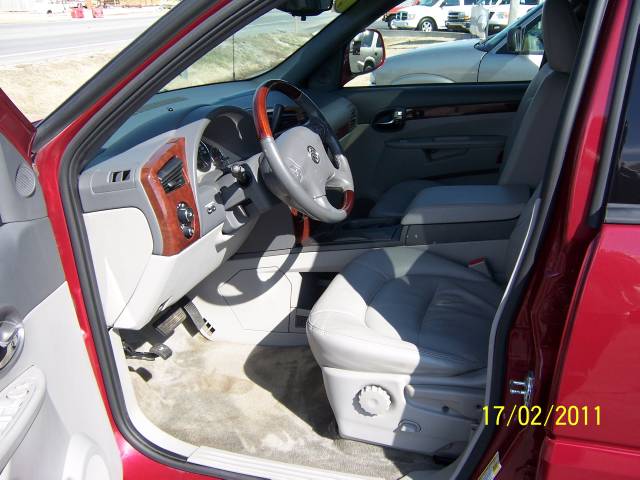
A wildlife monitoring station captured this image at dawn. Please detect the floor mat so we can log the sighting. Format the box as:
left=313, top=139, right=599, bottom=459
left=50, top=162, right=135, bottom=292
left=128, top=326, right=436, bottom=479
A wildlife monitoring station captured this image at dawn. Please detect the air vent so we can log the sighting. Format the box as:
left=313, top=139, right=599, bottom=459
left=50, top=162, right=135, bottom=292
left=110, top=170, right=131, bottom=182
left=157, top=157, right=185, bottom=193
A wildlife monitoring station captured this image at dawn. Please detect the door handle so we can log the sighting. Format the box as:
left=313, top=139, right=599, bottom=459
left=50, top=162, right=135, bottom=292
left=373, top=108, right=406, bottom=131
left=0, top=308, right=24, bottom=373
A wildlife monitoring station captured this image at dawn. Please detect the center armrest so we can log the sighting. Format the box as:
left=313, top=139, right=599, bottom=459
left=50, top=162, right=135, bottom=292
left=401, top=184, right=531, bottom=225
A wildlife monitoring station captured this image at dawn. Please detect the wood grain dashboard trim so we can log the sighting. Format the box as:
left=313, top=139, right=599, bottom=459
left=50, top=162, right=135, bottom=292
left=141, top=137, right=200, bottom=256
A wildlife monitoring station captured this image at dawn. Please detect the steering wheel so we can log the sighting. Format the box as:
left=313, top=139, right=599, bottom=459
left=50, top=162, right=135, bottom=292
left=253, top=80, right=354, bottom=223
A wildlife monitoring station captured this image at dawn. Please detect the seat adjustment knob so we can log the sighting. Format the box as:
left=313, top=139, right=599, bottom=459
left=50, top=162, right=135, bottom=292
left=357, top=385, right=391, bottom=416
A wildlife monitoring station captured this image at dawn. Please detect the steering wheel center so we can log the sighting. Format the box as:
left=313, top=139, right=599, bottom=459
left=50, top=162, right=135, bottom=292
left=252, top=80, right=355, bottom=223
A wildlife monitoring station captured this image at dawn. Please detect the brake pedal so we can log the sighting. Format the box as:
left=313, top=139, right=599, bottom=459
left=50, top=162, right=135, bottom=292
left=123, top=342, right=172, bottom=361
left=123, top=343, right=158, bottom=361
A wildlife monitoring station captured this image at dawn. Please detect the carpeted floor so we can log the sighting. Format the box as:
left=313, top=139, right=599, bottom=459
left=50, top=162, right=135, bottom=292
left=128, top=326, right=436, bottom=479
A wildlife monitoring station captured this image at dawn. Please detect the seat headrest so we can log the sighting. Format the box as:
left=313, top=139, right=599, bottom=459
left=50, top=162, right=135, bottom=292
left=542, top=0, right=581, bottom=74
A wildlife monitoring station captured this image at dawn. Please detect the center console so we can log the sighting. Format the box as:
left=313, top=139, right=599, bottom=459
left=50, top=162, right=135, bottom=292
left=302, top=184, right=530, bottom=248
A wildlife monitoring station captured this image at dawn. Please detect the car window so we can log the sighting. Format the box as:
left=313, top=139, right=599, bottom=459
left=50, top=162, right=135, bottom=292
left=163, top=8, right=341, bottom=92
left=361, top=30, right=375, bottom=48
left=349, top=1, right=544, bottom=88
left=521, top=16, right=543, bottom=54
left=609, top=49, right=640, bottom=205
left=0, top=3, right=181, bottom=121
left=497, top=11, right=543, bottom=54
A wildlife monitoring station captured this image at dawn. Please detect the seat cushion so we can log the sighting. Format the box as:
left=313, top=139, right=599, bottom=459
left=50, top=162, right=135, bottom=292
left=307, top=248, right=503, bottom=377
left=369, top=180, right=439, bottom=219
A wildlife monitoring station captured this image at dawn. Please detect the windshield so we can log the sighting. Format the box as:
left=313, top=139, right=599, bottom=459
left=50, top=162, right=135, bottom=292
left=478, top=3, right=543, bottom=51
left=163, top=8, right=341, bottom=91
left=419, top=0, right=441, bottom=6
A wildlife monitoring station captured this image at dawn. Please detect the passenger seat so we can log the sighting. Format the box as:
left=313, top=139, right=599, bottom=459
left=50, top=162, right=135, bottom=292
left=369, top=1, right=581, bottom=219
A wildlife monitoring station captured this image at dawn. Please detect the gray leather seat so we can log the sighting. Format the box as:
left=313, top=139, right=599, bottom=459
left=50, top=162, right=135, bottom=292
left=309, top=184, right=534, bottom=379
left=307, top=190, right=537, bottom=455
left=369, top=0, right=580, bottom=219
left=307, top=0, right=579, bottom=455
left=307, top=248, right=502, bottom=378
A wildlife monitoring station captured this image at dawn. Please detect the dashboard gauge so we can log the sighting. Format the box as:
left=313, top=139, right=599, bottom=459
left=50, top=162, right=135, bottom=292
left=197, top=141, right=213, bottom=172
left=210, top=146, right=229, bottom=170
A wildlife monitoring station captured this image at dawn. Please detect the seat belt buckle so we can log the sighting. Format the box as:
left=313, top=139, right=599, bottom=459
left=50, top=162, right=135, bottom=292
left=468, top=257, right=492, bottom=279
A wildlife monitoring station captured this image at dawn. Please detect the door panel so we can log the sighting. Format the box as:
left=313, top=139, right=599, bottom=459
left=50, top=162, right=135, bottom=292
left=0, top=109, right=121, bottom=478
left=335, top=83, right=528, bottom=205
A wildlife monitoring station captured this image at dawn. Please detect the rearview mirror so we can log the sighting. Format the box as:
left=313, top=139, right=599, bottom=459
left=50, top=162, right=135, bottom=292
left=277, top=0, right=333, bottom=17
left=506, top=27, right=524, bottom=53
left=347, top=29, right=386, bottom=77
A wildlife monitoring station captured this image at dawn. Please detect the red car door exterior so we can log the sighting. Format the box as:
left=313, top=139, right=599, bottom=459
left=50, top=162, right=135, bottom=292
left=541, top=5, right=640, bottom=476
left=472, top=0, right=632, bottom=478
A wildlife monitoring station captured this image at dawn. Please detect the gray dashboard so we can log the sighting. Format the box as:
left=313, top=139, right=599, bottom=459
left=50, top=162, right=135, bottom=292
left=79, top=87, right=357, bottom=256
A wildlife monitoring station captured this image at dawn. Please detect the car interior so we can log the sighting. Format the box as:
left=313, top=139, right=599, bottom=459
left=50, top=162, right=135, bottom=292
left=76, top=0, right=589, bottom=478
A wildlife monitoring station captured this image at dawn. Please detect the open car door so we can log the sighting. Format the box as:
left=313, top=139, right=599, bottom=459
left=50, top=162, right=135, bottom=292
left=0, top=90, right=121, bottom=479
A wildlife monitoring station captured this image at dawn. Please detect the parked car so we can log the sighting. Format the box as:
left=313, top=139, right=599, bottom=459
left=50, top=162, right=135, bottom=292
left=348, top=29, right=384, bottom=73
left=373, top=3, right=543, bottom=85
left=487, top=0, right=540, bottom=33
left=470, top=0, right=542, bottom=38
left=382, top=0, right=419, bottom=28
left=390, top=0, right=460, bottom=32
left=1, top=1, right=636, bottom=479
left=444, top=0, right=477, bottom=31
left=469, top=0, right=507, bottom=38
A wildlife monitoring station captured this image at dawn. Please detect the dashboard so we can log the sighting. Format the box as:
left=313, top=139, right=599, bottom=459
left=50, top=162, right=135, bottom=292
left=78, top=88, right=356, bottom=330
left=197, top=108, right=261, bottom=173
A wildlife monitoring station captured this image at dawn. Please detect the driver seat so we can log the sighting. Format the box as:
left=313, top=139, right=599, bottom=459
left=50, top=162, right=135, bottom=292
left=306, top=191, right=537, bottom=455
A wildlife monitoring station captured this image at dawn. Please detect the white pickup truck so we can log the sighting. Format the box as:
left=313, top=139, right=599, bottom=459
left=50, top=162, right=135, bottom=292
left=390, top=0, right=461, bottom=32
left=442, top=0, right=477, bottom=32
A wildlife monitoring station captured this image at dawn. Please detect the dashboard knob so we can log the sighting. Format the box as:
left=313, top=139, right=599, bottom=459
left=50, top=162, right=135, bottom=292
left=181, top=225, right=195, bottom=239
left=177, top=202, right=194, bottom=225
left=230, top=164, right=250, bottom=187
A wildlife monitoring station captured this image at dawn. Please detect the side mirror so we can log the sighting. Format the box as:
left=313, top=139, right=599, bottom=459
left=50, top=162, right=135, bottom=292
left=345, top=29, right=386, bottom=80
left=506, top=27, right=524, bottom=53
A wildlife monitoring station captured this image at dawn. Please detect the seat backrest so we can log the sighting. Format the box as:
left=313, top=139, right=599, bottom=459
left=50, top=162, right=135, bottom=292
left=498, top=0, right=581, bottom=189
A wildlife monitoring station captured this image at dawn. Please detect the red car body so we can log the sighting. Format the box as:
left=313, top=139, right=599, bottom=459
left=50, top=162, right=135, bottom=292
left=0, top=0, right=637, bottom=478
